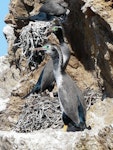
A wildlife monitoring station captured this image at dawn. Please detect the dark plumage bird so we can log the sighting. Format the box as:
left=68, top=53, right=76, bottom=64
left=23, top=25, right=70, bottom=98
left=42, top=43, right=90, bottom=132
left=15, top=0, right=70, bottom=21
left=39, top=0, right=69, bottom=20
left=48, top=25, right=70, bottom=68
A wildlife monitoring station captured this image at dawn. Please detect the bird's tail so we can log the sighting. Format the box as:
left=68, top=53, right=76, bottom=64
left=76, top=96, right=91, bottom=131
left=67, top=122, right=91, bottom=132
left=21, top=84, right=41, bottom=99
left=21, top=90, right=33, bottom=99
left=65, top=103, right=91, bottom=131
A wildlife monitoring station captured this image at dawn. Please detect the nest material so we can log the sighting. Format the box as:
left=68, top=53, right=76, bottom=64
left=84, top=87, right=102, bottom=110
left=18, top=21, right=51, bottom=51
left=14, top=88, right=102, bottom=133
left=14, top=94, right=63, bottom=132
left=13, top=21, right=54, bottom=70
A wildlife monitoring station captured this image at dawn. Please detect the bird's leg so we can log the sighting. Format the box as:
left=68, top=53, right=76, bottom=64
left=45, top=90, right=54, bottom=98
left=49, top=91, right=54, bottom=98
left=53, top=92, right=58, bottom=97
left=62, top=125, right=68, bottom=132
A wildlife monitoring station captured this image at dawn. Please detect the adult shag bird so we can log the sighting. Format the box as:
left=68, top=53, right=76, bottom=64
left=23, top=26, right=70, bottom=98
left=41, top=43, right=90, bottom=132
left=15, top=0, right=70, bottom=21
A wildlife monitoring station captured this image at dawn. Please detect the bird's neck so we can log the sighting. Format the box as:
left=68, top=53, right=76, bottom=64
left=61, top=43, right=70, bottom=69
left=53, top=55, right=64, bottom=87
left=52, top=49, right=64, bottom=83
left=59, top=36, right=64, bottom=44
left=55, top=30, right=70, bottom=68
left=56, top=30, right=64, bottom=44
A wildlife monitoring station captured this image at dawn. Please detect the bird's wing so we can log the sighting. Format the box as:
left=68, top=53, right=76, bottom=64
left=58, top=1, right=68, bottom=8
left=39, top=1, right=66, bottom=16
left=40, top=59, right=55, bottom=92
left=58, top=74, right=86, bottom=125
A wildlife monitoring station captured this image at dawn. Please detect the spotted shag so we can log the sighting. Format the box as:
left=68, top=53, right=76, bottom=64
left=15, top=0, right=70, bottom=21
left=23, top=25, right=70, bottom=98
left=41, top=43, right=91, bottom=132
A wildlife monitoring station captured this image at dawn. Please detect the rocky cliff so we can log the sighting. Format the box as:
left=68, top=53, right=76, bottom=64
left=0, top=0, right=113, bottom=149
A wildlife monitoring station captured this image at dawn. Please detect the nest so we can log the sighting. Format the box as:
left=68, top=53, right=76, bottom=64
left=14, top=94, right=63, bottom=132
left=13, top=21, right=55, bottom=70
left=84, top=87, right=102, bottom=110
left=14, top=88, right=102, bottom=133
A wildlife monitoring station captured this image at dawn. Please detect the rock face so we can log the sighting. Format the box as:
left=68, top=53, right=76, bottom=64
left=0, top=122, right=113, bottom=150
left=65, top=0, right=113, bottom=97
left=0, top=0, right=113, bottom=149
left=4, top=0, right=113, bottom=97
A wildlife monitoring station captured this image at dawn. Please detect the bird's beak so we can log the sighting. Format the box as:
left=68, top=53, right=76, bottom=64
left=33, top=47, right=47, bottom=53
left=44, top=27, right=53, bottom=36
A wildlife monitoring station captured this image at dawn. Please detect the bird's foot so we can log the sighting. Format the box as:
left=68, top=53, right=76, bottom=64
left=86, top=125, right=91, bottom=130
left=49, top=92, right=54, bottom=98
left=62, top=125, right=68, bottom=132
left=53, top=92, right=58, bottom=97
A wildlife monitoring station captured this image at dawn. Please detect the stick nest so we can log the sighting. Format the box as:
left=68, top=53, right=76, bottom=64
left=14, top=88, right=102, bottom=133
left=14, top=94, right=63, bottom=132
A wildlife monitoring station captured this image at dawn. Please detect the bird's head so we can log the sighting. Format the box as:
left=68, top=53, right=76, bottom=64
left=42, top=43, right=59, bottom=57
left=52, top=26, right=62, bottom=32
left=33, top=43, right=60, bottom=58
left=47, top=25, right=64, bottom=44
left=46, top=25, right=62, bottom=35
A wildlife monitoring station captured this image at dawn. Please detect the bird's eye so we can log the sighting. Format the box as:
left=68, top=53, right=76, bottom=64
left=53, top=26, right=58, bottom=31
left=43, top=45, right=50, bottom=50
left=52, top=48, right=56, bottom=52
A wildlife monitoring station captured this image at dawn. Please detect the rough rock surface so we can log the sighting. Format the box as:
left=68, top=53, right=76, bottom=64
left=0, top=0, right=113, bottom=149
left=65, top=0, right=113, bottom=97
left=0, top=124, right=113, bottom=150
